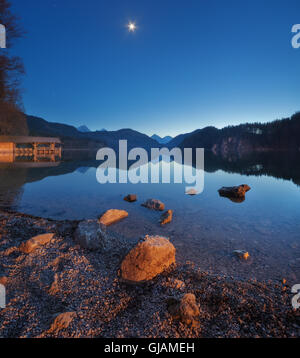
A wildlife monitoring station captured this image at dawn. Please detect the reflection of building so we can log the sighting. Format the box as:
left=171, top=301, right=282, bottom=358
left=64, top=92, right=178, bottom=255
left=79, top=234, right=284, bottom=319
left=0, top=136, right=62, bottom=163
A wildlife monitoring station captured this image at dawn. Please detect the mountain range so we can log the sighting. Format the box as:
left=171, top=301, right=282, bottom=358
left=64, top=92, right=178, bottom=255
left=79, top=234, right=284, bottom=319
left=1, top=110, right=300, bottom=154
left=151, top=134, right=173, bottom=144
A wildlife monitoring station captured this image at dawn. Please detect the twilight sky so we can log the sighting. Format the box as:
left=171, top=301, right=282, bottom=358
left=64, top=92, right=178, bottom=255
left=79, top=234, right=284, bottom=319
left=11, top=0, right=300, bottom=136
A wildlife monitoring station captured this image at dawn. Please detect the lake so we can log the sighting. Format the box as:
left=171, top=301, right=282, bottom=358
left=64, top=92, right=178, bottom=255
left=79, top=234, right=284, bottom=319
left=0, top=150, right=299, bottom=283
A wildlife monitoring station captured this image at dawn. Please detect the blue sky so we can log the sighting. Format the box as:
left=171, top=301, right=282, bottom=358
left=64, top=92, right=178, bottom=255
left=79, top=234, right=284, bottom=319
left=10, top=0, right=300, bottom=136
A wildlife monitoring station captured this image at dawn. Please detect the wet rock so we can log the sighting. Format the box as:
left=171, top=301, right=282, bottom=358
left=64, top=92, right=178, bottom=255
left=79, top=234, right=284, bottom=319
left=167, top=293, right=200, bottom=326
left=124, top=194, right=137, bottom=202
left=74, top=220, right=107, bottom=250
left=225, top=196, right=245, bottom=203
left=160, top=210, right=173, bottom=225
left=186, top=188, right=198, bottom=195
left=141, top=199, right=165, bottom=211
left=48, top=312, right=76, bottom=333
left=121, top=235, right=176, bottom=283
left=233, top=250, right=250, bottom=260
left=19, top=233, right=54, bottom=254
left=218, top=184, right=251, bottom=198
left=99, top=209, right=128, bottom=226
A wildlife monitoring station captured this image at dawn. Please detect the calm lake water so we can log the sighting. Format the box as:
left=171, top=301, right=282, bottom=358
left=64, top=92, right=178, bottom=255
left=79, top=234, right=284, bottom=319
left=0, top=150, right=299, bottom=283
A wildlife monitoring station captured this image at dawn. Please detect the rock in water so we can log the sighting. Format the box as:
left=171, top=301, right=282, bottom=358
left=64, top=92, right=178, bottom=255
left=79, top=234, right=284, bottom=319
left=233, top=250, right=250, bottom=260
left=121, top=235, right=176, bottom=283
left=160, top=210, right=173, bottom=225
left=186, top=188, right=198, bottom=195
left=74, top=220, right=107, bottom=250
left=124, top=194, right=137, bottom=202
left=218, top=184, right=251, bottom=198
left=99, top=209, right=128, bottom=226
left=141, top=199, right=165, bottom=211
left=19, top=233, right=54, bottom=254
left=167, top=293, right=200, bottom=326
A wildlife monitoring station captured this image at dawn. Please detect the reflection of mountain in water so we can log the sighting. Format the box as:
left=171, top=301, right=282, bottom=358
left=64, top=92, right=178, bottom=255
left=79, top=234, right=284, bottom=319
left=1, top=150, right=300, bottom=211
left=204, top=151, right=300, bottom=187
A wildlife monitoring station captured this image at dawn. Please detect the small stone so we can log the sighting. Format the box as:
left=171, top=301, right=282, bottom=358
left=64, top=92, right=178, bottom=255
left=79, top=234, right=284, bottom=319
left=169, top=278, right=185, bottom=290
left=99, top=209, right=128, bottom=226
left=160, top=210, right=173, bottom=225
left=168, top=293, right=200, bottom=326
left=141, top=199, right=165, bottom=211
left=48, top=312, right=76, bottom=333
left=74, top=220, right=107, bottom=250
left=186, top=188, right=198, bottom=195
left=121, top=235, right=176, bottom=283
left=19, top=233, right=54, bottom=254
left=124, top=194, right=137, bottom=202
left=233, top=250, right=250, bottom=260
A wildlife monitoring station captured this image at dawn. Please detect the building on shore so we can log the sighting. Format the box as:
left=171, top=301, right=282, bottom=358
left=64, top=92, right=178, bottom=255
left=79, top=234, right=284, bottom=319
left=0, top=136, right=62, bottom=163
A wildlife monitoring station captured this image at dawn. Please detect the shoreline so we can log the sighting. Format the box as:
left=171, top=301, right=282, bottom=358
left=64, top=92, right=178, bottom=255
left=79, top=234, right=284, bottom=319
left=0, top=210, right=299, bottom=338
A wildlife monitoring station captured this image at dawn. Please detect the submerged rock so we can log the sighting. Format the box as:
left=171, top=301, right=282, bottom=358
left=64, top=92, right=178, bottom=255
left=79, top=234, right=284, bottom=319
left=225, top=196, right=245, bottom=203
left=99, top=209, right=128, bottom=226
left=121, top=235, right=176, bottom=283
left=233, top=250, right=250, bottom=260
left=167, top=293, right=200, bottom=326
left=186, top=188, right=198, bottom=195
left=141, top=199, right=165, bottom=211
left=19, top=233, right=54, bottom=254
left=218, top=184, right=251, bottom=198
left=124, top=194, right=137, bottom=202
left=74, top=220, right=107, bottom=250
left=160, top=210, right=173, bottom=225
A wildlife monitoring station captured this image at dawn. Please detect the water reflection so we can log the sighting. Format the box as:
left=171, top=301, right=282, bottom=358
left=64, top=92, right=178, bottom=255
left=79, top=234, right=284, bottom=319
left=0, top=149, right=299, bottom=282
left=1, top=150, right=300, bottom=210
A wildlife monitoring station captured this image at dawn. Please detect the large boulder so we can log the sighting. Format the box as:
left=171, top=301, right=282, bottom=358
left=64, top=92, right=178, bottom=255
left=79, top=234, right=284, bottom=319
left=74, top=220, right=107, bottom=250
left=99, top=209, right=128, bottom=226
left=218, top=184, right=251, bottom=198
left=121, top=235, right=176, bottom=283
left=141, top=199, right=165, bottom=211
left=19, top=233, right=54, bottom=254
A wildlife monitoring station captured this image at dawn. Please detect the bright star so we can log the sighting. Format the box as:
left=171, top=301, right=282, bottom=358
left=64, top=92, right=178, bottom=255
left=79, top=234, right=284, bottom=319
left=127, top=22, right=136, bottom=32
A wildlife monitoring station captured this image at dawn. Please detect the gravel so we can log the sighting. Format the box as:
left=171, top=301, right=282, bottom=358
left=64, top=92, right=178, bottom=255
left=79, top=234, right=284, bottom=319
left=0, top=210, right=299, bottom=338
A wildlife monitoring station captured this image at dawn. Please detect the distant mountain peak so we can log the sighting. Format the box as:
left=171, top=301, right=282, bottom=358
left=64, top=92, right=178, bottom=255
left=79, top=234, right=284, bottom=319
left=77, top=125, right=91, bottom=133
left=151, top=134, right=173, bottom=144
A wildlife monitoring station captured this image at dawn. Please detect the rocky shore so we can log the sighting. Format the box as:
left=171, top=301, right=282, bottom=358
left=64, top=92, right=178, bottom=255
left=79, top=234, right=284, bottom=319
left=0, top=210, right=299, bottom=338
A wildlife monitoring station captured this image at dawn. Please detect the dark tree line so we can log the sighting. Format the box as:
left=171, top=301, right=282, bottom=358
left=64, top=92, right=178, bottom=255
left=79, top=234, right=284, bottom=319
left=0, top=0, right=27, bottom=135
left=180, top=112, right=300, bottom=152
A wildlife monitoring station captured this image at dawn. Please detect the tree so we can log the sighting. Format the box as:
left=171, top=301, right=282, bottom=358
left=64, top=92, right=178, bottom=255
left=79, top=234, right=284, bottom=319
left=0, top=0, right=27, bottom=136
left=0, top=0, right=24, bottom=105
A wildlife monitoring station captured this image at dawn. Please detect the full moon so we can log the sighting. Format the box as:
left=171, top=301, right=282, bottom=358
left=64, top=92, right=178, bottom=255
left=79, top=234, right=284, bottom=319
left=127, top=22, right=136, bottom=32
